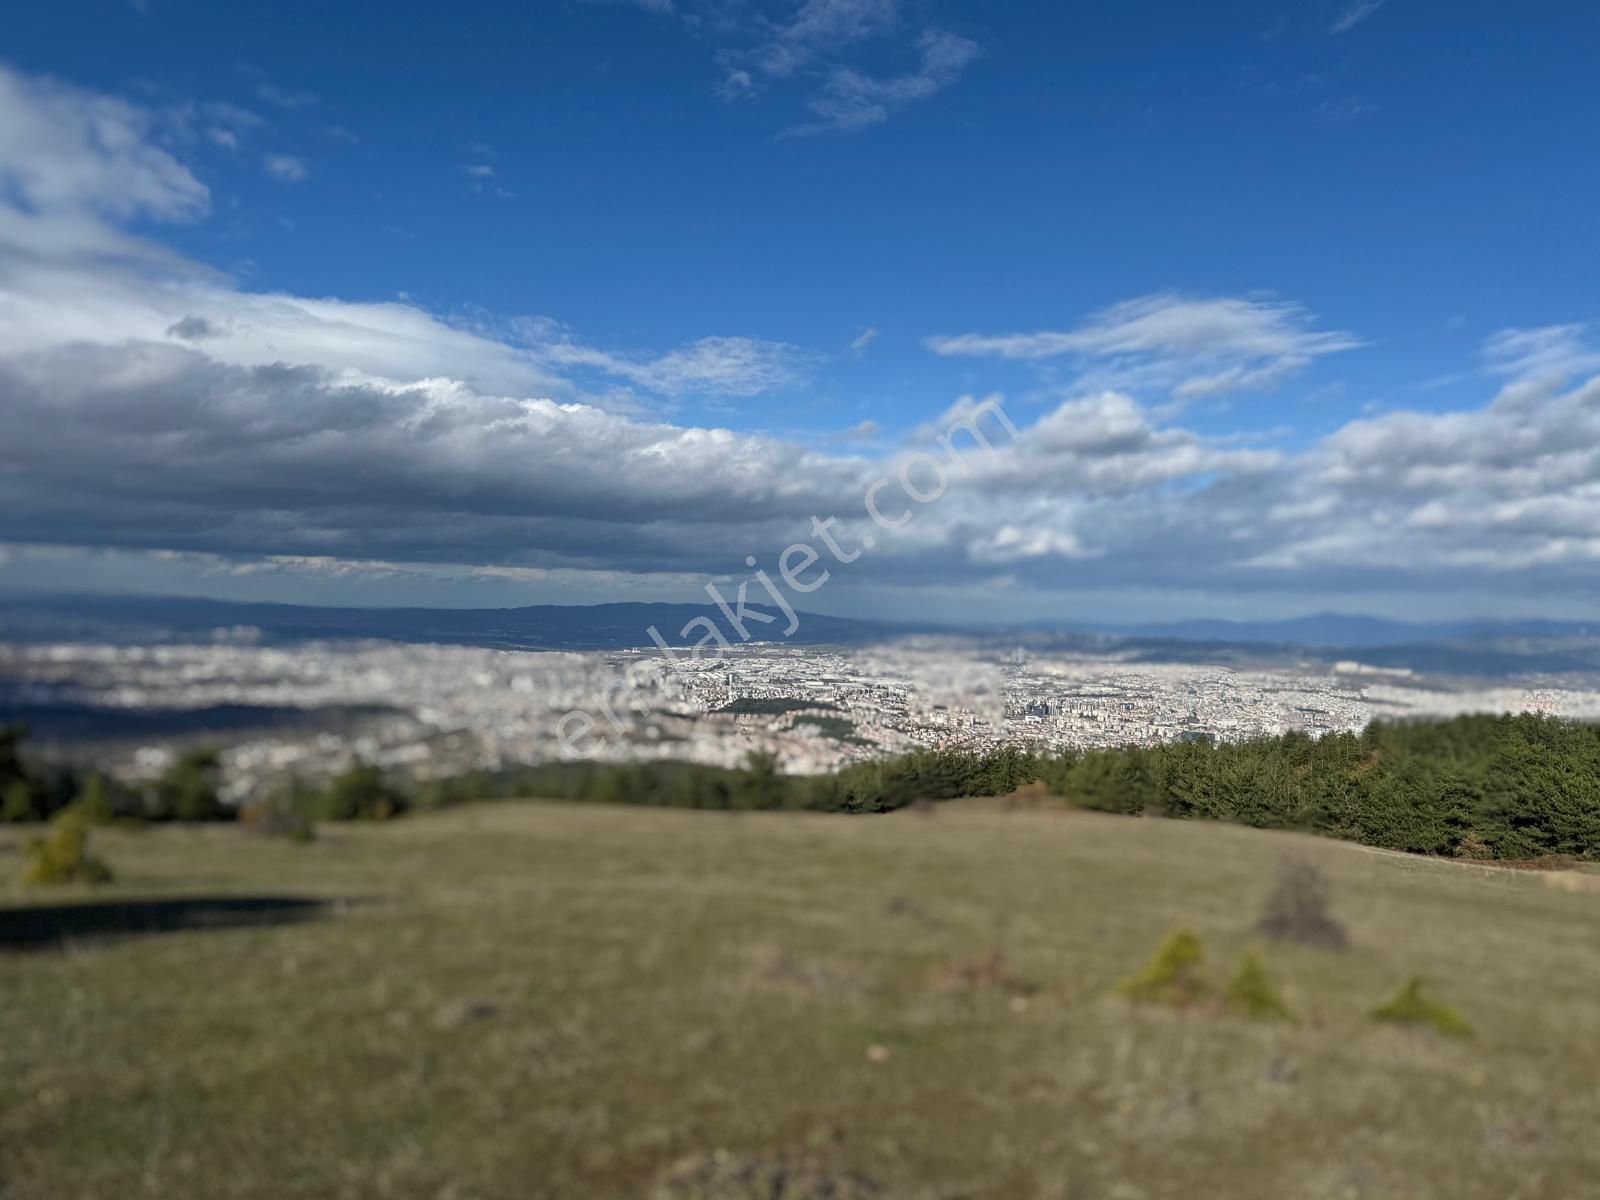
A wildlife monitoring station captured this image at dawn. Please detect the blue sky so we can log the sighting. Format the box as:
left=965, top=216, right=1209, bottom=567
left=0, top=0, right=1598, bottom=620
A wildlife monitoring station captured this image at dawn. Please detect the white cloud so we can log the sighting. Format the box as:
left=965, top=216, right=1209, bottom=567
left=263, top=153, right=308, bottom=182
left=0, top=66, right=209, bottom=223
left=716, top=69, right=756, bottom=102
left=513, top=318, right=809, bottom=398
left=790, top=28, right=980, bottom=134
left=1254, top=339, right=1600, bottom=573
left=1330, top=0, right=1385, bottom=34
left=202, top=101, right=265, bottom=131
left=1483, top=324, right=1600, bottom=403
left=1315, top=96, right=1378, bottom=122
left=256, top=82, right=319, bottom=110
left=928, top=293, right=1362, bottom=401
left=849, top=326, right=878, bottom=355
left=756, top=0, right=900, bottom=77
left=206, top=128, right=239, bottom=150
left=465, top=163, right=495, bottom=178
left=7, top=63, right=1600, bottom=609
left=656, top=0, right=977, bottom=132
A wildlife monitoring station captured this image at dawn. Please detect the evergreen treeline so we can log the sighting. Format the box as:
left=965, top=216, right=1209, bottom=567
left=415, top=746, right=1040, bottom=815
left=1037, top=713, right=1600, bottom=860
left=5, top=714, right=1598, bottom=861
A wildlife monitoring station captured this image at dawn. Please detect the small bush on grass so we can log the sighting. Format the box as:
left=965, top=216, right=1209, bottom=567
left=239, top=782, right=317, bottom=842
left=1255, top=854, right=1349, bottom=949
left=23, top=806, right=114, bottom=885
left=1371, top=977, right=1473, bottom=1038
left=1224, top=952, right=1296, bottom=1022
left=145, top=748, right=227, bottom=821
left=1118, top=929, right=1207, bottom=1007
left=319, top=762, right=406, bottom=821
left=76, top=774, right=116, bottom=825
left=3, top=780, right=39, bottom=823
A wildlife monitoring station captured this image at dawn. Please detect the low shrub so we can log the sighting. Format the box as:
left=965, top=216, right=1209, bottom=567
left=239, top=786, right=317, bottom=842
left=3, top=780, right=40, bottom=823
left=1117, top=929, right=1207, bottom=1007
left=1371, top=977, right=1473, bottom=1038
left=23, top=806, right=114, bottom=886
left=1255, top=854, right=1349, bottom=949
left=1224, top=952, right=1296, bottom=1022
left=318, top=762, right=407, bottom=821
left=76, top=774, right=116, bottom=825
left=144, top=748, right=227, bottom=821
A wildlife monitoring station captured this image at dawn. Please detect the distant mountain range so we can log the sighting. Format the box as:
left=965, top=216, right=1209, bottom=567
left=1096, top=613, right=1599, bottom=648
left=1, top=593, right=1597, bottom=678
left=0, top=594, right=895, bottom=651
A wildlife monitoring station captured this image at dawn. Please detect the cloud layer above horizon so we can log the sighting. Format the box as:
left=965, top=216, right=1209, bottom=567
left=2, top=63, right=1599, bottom=616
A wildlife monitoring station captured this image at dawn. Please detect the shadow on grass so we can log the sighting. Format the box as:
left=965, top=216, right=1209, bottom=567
left=0, top=896, right=336, bottom=952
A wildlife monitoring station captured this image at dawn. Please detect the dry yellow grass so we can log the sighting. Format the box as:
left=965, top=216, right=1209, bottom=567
left=2, top=802, right=1598, bottom=1199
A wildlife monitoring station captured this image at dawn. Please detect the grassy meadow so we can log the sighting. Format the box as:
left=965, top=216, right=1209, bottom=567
left=2, top=800, right=1598, bottom=1199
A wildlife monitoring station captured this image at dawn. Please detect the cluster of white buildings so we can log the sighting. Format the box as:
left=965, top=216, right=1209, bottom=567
left=5, top=637, right=1599, bottom=798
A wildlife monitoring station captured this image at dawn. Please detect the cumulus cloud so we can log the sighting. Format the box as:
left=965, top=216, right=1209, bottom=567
left=164, top=314, right=220, bottom=341
left=0, top=345, right=871, bottom=568
left=1252, top=340, right=1600, bottom=575
left=5, top=63, right=1600, bottom=610
left=928, top=293, right=1362, bottom=402
left=0, top=332, right=1286, bottom=589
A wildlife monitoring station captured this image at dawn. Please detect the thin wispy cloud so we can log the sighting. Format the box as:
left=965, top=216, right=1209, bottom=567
left=1315, top=96, right=1379, bottom=122
left=256, top=81, right=319, bottom=109
left=201, top=101, right=265, bottom=131
left=928, top=294, right=1362, bottom=401
left=716, top=68, right=756, bottom=101
left=1483, top=324, right=1600, bottom=405
left=754, top=0, right=899, bottom=78
left=642, top=0, right=984, bottom=134
left=849, top=326, right=878, bottom=355
left=513, top=317, right=811, bottom=398
left=788, top=28, right=980, bottom=135
left=1330, top=0, right=1385, bottom=35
